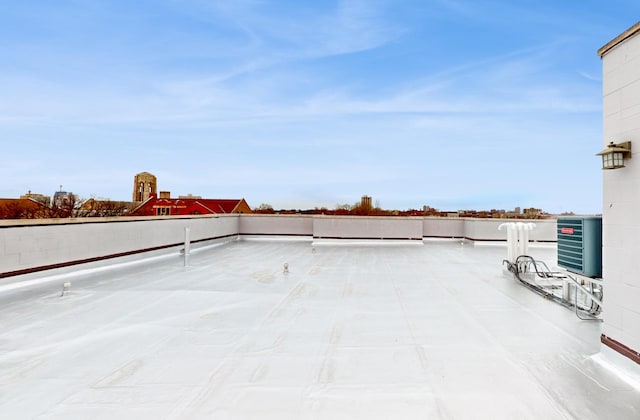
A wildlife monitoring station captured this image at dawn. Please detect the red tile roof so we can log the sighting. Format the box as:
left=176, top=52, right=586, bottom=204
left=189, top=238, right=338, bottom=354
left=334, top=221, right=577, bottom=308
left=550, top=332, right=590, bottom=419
left=131, top=195, right=251, bottom=216
left=0, top=198, right=50, bottom=219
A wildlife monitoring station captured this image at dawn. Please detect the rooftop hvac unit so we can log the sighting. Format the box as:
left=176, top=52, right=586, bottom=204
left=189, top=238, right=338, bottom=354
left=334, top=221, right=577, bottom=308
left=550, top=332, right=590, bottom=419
left=557, top=216, right=602, bottom=278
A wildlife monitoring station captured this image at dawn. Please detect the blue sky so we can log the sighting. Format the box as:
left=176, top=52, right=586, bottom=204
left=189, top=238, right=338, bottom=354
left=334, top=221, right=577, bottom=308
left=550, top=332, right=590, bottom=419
left=1, top=1, right=638, bottom=213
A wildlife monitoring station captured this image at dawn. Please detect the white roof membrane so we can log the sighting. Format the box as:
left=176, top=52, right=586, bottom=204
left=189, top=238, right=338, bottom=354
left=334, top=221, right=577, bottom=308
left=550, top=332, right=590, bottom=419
left=0, top=240, right=638, bottom=419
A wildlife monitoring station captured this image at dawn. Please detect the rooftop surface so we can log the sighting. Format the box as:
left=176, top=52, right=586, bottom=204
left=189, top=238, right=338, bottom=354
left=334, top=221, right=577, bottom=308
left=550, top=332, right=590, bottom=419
left=1, top=239, right=639, bottom=419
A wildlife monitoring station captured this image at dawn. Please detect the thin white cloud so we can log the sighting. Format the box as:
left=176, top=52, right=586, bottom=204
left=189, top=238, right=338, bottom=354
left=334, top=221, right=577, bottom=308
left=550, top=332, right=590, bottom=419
left=578, top=70, right=601, bottom=82
left=0, top=0, right=622, bottom=213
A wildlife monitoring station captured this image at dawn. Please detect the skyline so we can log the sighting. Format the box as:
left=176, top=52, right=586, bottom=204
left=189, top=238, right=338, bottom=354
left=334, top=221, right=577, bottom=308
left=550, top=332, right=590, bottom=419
left=1, top=1, right=639, bottom=214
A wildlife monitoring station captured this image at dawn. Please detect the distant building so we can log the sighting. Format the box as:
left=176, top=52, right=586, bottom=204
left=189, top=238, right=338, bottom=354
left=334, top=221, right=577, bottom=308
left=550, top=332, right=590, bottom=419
left=131, top=192, right=252, bottom=216
left=523, top=208, right=542, bottom=219
left=20, top=190, right=50, bottom=207
left=361, top=195, right=372, bottom=210
left=504, top=207, right=521, bottom=218
left=133, top=172, right=157, bottom=202
left=52, top=190, right=75, bottom=209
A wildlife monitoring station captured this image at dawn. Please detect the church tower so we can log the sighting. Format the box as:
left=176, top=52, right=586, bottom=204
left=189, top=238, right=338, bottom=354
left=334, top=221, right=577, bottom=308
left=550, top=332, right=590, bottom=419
left=133, top=172, right=157, bottom=202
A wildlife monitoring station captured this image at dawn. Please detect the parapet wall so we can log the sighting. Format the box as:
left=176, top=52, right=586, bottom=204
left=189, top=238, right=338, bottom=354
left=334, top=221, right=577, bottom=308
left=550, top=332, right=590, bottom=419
left=0, top=215, right=239, bottom=278
left=0, top=214, right=557, bottom=278
left=239, top=214, right=313, bottom=237
left=313, top=216, right=423, bottom=240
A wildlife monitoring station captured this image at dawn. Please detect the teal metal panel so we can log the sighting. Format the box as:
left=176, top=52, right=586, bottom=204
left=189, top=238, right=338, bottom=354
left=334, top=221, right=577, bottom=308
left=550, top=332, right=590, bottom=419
left=557, top=216, right=602, bottom=277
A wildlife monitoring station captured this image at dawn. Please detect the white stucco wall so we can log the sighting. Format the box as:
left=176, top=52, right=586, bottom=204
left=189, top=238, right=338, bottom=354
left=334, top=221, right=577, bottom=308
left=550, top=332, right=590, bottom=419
left=423, top=217, right=465, bottom=238
left=0, top=215, right=238, bottom=276
left=463, top=218, right=557, bottom=241
left=238, top=214, right=313, bottom=236
left=313, top=216, right=423, bottom=240
left=601, top=30, right=640, bottom=355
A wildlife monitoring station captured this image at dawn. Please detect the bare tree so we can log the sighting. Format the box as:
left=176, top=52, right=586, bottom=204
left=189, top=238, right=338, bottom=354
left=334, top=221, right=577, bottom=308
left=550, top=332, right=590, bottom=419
left=75, top=198, right=135, bottom=217
left=254, top=203, right=275, bottom=214
left=50, top=195, right=76, bottom=218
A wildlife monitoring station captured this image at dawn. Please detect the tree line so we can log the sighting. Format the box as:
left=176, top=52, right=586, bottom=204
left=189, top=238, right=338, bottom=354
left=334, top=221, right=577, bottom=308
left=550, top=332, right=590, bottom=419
left=0, top=197, right=135, bottom=219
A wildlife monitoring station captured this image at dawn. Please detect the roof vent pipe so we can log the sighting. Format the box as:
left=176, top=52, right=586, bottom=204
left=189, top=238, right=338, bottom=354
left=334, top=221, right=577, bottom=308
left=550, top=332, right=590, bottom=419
left=499, top=222, right=536, bottom=264
left=517, top=223, right=536, bottom=257
left=499, top=223, right=517, bottom=263
left=61, top=282, right=71, bottom=297
left=184, top=227, right=191, bottom=267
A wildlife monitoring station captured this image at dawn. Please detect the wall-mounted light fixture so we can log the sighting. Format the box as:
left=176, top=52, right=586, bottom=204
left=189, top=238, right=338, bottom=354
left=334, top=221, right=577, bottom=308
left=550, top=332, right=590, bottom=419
left=597, top=141, right=632, bottom=169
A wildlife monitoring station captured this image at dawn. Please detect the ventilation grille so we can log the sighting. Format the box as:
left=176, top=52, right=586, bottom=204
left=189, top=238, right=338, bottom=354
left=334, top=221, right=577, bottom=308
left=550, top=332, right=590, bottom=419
left=557, top=217, right=602, bottom=278
left=557, top=219, right=583, bottom=272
